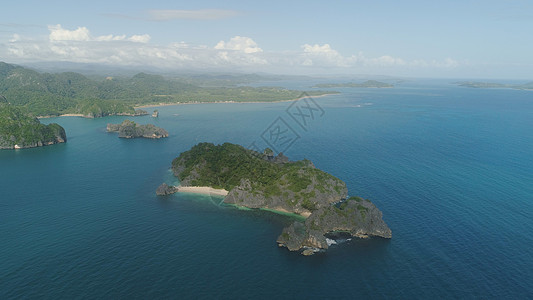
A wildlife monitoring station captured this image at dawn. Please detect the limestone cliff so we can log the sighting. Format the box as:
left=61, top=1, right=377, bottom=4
left=276, top=197, right=392, bottom=254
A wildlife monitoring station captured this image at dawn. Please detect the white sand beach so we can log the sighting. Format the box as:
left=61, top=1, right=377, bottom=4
left=177, top=186, right=229, bottom=196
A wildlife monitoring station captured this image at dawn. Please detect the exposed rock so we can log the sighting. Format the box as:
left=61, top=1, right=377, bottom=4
left=152, top=110, right=159, bottom=117
left=107, top=120, right=168, bottom=139
left=121, top=109, right=148, bottom=117
left=276, top=197, right=391, bottom=255
left=84, top=109, right=148, bottom=119
left=273, top=152, right=290, bottom=164
left=302, top=249, right=317, bottom=256
left=156, top=183, right=178, bottom=196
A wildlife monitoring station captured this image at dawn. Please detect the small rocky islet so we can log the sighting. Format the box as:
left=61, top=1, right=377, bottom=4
left=107, top=120, right=168, bottom=139
left=158, top=142, right=391, bottom=255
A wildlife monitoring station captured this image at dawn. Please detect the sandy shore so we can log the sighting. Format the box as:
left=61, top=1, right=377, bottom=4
left=177, top=186, right=229, bottom=196
left=177, top=186, right=310, bottom=219
left=134, top=93, right=338, bottom=109
left=261, top=207, right=311, bottom=219
left=37, top=113, right=84, bottom=119
left=59, top=114, right=84, bottom=117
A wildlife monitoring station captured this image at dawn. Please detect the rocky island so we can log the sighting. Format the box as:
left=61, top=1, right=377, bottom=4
left=0, top=100, right=67, bottom=150
left=159, top=142, right=391, bottom=255
left=107, top=120, right=168, bottom=139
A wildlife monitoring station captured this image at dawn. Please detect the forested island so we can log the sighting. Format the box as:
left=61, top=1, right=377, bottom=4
left=0, top=99, right=66, bottom=149
left=159, top=143, right=391, bottom=255
left=107, top=120, right=168, bottom=139
left=312, top=80, right=393, bottom=88
left=0, top=61, right=335, bottom=118
left=455, top=81, right=533, bottom=90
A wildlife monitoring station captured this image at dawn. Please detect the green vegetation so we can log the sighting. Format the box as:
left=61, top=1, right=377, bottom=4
left=0, top=61, right=336, bottom=117
left=173, top=143, right=287, bottom=191
left=312, top=80, right=393, bottom=88
left=334, top=196, right=369, bottom=220
left=301, top=198, right=318, bottom=211
left=0, top=102, right=66, bottom=149
left=172, top=143, right=344, bottom=206
left=76, top=99, right=138, bottom=118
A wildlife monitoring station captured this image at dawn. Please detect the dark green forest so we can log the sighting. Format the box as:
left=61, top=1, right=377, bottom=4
left=0, top=102, right=66, bottom=149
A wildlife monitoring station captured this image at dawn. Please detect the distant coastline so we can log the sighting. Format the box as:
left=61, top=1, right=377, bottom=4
left=38, top=114, right=84, bottom=119
left=36, top=94, right=338, bottom=118
left=133, top=93, right=337, bottom=109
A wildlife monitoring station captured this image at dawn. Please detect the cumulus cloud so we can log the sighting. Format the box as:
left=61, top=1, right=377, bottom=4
left=128, top=34, right=151, bottom=43
left=48, top=24, right=90, bottom=41
left=1, top=24, right=459, bottom=74
left=214, top=36, right=263, bottom=53
left=48, top=24, right=149, bottom=43
left=301, top=43, right=355, bottom=67
left=299, top=43, right=457, bottom=71
left=149, top=9, right=240, bottom=21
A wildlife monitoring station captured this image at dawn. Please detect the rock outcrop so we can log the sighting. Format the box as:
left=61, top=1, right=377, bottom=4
left=84, top=109, right=148, bottom=119
left=276, top=197, right=392, bottom=253
left=107, top=120, right=168, bottom=139
left=156, top=183, right=178, bottom=195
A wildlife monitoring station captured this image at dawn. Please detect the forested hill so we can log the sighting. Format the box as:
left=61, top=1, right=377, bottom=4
left=0, top=101, right=66, bottom=149
left=0, top=62, right=334, bottom=117
left=0, top=62, right=197, bottom=116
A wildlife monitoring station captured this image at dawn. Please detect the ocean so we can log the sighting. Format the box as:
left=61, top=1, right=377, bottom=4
left=1, top=80, right=532, bottom=298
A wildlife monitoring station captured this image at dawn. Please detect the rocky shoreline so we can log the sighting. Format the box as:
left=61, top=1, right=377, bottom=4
left=158, top=143, right=391, bottom=256
left=107, top=120, right=168, bottom=139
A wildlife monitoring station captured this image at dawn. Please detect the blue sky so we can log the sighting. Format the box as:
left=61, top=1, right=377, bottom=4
left=1, top=0, right=532, bottom=79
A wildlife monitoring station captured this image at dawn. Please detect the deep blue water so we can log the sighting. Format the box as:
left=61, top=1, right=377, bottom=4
left=1, top=81, right=532, bottom=299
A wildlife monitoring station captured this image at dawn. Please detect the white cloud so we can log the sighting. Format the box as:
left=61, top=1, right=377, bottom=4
left=95, top=34, right=126, bottom=42
left=1, top=24, right=460, bottom=74
left=48, top=24, right=90, bottom=41
left=149, top=9, right=240, bottom=21
left=128, top=34, right=151, bottom=43
left=215, top=36, right=263, bottom=54
left=48, top=24, right=149, bottom=43
left=9, top=34, right=21, bottom=43
left=301, top=43, right=354, bottom=67
left=365, top=55, right=406, bottom=67
left=299, top=43, right=458, bottom=71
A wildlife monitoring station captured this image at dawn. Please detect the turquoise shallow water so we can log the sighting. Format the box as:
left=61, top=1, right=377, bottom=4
left=1, top=80, right=532, bottom=298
